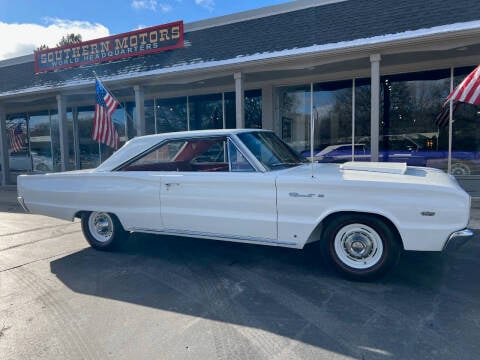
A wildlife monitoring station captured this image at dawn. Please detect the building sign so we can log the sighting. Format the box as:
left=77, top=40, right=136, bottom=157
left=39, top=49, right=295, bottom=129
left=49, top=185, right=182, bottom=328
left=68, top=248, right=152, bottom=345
left=34, top=21, right=184, bottom=73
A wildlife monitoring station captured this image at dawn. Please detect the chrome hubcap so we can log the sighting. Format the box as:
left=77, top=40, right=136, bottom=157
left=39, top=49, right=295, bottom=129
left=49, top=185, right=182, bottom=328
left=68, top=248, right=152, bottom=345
left=334, top=223, right=383, bottom=269
left=344, top=232, right=374, bottom=259
left=88, top=212, right=113, bottom=243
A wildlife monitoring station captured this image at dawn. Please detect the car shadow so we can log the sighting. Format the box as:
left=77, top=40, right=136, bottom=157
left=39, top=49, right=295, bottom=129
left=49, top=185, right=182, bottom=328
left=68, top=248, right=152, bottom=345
left=50, top=232, right=480, bottom=359
left=0, top=203, right=26, bottom=214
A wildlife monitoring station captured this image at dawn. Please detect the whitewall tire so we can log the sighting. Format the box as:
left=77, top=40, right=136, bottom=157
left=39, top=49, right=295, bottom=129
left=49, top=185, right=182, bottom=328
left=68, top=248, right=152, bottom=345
left=321, top=214, right=401, bottom=280
left=81, top=212, right=126, bottom=250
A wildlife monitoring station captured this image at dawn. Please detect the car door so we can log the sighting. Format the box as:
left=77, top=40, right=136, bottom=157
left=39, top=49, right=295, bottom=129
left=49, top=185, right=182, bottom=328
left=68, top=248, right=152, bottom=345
left=159, top=136, right=278, bottom=244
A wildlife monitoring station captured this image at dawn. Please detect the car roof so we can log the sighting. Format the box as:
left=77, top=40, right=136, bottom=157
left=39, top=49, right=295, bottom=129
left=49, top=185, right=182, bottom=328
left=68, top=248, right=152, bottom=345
left=317, top=143, right=364, bottom=156
left=95, top=128, right=272, bottom=172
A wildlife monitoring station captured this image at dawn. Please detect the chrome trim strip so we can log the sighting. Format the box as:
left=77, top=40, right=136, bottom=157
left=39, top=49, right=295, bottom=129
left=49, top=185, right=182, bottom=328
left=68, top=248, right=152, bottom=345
left=230, top=133, right=268, bottom=173
left=130, top=227, right=297, bottom=246
left=17, top=196, right=30, bottom=213
left=227, top=137, right=257, bottom=172
left=115, top=132, right=267, bottom=173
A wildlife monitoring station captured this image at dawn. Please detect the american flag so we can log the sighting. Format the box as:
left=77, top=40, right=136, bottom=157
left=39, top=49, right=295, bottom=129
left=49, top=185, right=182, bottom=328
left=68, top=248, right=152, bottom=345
left=435, top=101, right=459, bottom=128
left=8, top=123, right=25, bottom=152
left=446, top=65, right=480, bottom=105
left=92, top=79, right=120, bottom=149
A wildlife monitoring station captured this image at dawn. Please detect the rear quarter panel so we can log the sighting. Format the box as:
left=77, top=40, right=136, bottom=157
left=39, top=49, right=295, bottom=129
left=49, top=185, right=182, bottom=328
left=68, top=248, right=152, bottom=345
left=18, top=172, right=162, bottom=231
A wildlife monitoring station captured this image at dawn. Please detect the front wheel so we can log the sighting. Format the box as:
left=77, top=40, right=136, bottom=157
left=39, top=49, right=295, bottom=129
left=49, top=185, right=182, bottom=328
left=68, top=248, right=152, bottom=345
left=321, top=214, right=401, bottom=280
left=81, top=212, right=126, bottom=250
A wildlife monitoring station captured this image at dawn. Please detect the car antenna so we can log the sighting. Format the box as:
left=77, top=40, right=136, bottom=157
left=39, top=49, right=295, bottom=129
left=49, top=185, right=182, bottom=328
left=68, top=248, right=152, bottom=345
left=310, top=83, right=315, bottom=178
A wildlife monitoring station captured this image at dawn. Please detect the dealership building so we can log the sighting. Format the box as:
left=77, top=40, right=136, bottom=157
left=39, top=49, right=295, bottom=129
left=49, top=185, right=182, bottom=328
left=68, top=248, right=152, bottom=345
left=1, top=0, right=479, bottom=193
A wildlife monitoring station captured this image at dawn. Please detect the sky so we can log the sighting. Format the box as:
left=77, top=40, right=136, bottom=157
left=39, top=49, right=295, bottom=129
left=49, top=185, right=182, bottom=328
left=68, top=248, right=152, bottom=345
left=0, top=0, right=291, bottom=60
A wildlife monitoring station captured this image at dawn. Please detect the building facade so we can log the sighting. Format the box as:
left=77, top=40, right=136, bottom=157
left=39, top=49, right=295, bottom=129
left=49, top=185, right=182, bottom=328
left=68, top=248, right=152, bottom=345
left=1, top=0, right=480, bottom=194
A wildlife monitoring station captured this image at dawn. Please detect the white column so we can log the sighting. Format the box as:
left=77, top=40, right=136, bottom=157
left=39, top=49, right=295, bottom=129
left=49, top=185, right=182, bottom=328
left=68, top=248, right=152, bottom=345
left=370, top=54, right=381, bottom=162
left=234, top=72, right=245, bottom=128
left=134, top=85, right=145, bottom=136
left=56, top=95, right=69, bottom=171
left=262, top=85, right=274, bottom=131
left=0, top=104, right=9, bottom=185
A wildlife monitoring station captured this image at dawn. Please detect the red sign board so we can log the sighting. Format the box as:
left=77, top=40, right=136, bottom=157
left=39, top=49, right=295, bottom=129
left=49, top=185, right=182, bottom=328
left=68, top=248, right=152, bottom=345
left=34, top=21, right=184, bottom=73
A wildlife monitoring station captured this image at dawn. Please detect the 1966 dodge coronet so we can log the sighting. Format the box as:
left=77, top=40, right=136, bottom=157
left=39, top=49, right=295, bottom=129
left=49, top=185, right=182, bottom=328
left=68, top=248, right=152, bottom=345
left=17, top=129, right=473, bottom=280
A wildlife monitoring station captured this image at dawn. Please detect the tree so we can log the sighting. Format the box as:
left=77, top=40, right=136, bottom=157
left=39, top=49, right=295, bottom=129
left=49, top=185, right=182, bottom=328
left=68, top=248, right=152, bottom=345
left=57, top=34, right=82, bottom=47
left=36, top=33, right=83, bottom=51
left=36, top=44, right=49, bottom=51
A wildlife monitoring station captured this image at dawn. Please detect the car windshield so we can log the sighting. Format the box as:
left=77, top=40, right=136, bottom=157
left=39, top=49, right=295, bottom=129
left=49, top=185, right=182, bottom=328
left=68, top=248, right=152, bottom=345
left=237, top=131, right=305, bottom=170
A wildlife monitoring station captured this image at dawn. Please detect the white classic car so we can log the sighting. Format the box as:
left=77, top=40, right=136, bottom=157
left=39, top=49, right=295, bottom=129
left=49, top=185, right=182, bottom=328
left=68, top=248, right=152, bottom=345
left=17, top=129, right=473, bottom=280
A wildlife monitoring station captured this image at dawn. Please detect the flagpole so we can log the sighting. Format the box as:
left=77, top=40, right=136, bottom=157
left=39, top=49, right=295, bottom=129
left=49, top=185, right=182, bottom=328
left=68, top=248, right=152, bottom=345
left=310, top=82, right=314, bottom=178
left=352, top=78, right=355, bottom=162
left=98, top=141, right=101, bottom=166
left=448, top=67, right=453, bottom=175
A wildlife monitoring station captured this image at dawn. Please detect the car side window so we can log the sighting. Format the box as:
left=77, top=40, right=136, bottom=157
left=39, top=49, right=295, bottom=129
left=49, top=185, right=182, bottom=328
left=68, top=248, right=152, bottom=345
left=120, top=136, right=254, bottom=172
left=228, top=139, right=255, bottom=172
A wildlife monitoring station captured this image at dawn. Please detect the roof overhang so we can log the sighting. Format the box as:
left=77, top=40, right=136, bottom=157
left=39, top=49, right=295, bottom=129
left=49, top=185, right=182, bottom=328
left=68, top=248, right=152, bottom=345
left=1, top=20, right=480, bottom=103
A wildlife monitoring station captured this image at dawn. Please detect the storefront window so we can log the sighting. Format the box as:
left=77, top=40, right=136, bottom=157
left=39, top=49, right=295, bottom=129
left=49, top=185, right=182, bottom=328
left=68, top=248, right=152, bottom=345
left=6, top=115, right=28, bottom=174
left=145, top=91, right=261, bottom=134
left=29, top=112, right=54, bottom=172
left=245, top=89, right=262, bottom=129
left=218, top=89, right=262, bottom=130
left=380, top=69, right=452, bottom=169
left=76, top=106, right=127, bottom=168
left=77, top=108, right=99, bottom=169
left=450, top=67, right=480, bottom=177
left=99, top=107, right=127, bottom=163
left=66, top=110, right=75, bottom=170
left=44, top=110, right=75, bottom=171
left=225, top=92, right=236, bottom=129
left=125, top=102, right=137, bottom=139
left=280, top=85, right=311, bottom=154
left=354, top=79, right=371, bottom=147
left=279, top=81, right=355, bottom=156
left=145, top=99, right=156, bottom=135
left=155, top=97, right=188, bottom=133
left=313, top=80, right=353, bottom=153
left=7, top=110, right=76, bottom=175
left=189, top=94, right=223, bottom=130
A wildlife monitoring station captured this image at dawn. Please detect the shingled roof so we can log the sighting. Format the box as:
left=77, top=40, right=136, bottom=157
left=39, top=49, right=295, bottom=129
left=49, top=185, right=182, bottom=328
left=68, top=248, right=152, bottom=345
left=1, top=0, right=480, bottom=95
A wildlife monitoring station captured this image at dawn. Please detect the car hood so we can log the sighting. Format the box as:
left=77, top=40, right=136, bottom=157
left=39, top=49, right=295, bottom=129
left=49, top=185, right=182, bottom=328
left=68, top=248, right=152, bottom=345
left=281, top=162, right=465, bottom=193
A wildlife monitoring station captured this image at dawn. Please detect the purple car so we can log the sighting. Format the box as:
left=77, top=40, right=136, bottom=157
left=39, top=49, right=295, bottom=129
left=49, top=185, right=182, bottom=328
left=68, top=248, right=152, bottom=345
left=301, top=135, right=479, bottom=175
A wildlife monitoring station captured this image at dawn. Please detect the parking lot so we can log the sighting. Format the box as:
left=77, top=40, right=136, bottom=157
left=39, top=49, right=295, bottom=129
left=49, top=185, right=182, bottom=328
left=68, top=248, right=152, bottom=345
left=1, top=185, right=480, bottom=360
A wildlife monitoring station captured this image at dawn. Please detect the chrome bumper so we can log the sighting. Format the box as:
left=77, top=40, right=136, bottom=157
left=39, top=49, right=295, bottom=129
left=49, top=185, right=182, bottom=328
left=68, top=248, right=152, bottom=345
left=443, top=228, right=474, bottom=252
left=17, top=196, right=30, bottom=213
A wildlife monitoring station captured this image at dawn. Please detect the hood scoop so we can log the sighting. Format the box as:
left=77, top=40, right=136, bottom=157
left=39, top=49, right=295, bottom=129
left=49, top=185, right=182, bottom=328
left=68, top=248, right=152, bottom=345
left=340, top=161, right=407, bottom=175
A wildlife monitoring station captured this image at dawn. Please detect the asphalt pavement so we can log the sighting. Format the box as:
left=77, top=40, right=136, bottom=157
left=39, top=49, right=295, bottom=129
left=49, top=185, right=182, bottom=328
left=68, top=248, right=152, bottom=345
left=1, top=185, right=480, bottom=360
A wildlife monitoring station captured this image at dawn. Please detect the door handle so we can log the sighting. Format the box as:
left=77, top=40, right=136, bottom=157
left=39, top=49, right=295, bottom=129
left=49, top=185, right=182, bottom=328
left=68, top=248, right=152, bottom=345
left=164, top=182, right=180, bottom=187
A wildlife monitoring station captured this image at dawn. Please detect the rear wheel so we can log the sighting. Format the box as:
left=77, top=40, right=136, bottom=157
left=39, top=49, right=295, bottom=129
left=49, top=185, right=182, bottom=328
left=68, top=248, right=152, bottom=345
left=321, top=214, right=400, bottom=280
left=81, top=212, right=126, bottom=250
